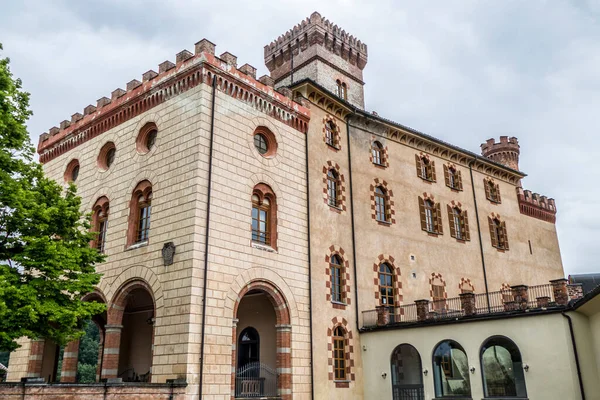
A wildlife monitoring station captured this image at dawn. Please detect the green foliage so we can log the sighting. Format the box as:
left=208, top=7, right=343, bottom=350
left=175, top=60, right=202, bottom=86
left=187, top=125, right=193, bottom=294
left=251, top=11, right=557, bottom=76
left=0, top=350, right=8, bottom=366
left=0, top=43, right=106, bottom=352
left=77, top=362, right=97, bottom=383
left=77, top=321, right=99, bottom=366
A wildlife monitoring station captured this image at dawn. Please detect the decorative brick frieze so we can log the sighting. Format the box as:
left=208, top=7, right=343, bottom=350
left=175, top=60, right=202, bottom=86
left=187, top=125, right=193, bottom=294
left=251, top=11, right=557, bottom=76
left=459, top=277, right=474, bottom=293
left=516, top=187, right=557, bottom=223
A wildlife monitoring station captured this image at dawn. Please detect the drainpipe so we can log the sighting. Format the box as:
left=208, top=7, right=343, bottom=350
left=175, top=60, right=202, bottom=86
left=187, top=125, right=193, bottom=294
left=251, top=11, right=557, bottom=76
left=199, top=74, right=217, bottom=399
left=304, top=115, right=315, bottom=400
left=562, top=311, right=586, bottom=400
left=345, top=112, right=361, bottom=332
left=468, top=160, right=491, bottom=313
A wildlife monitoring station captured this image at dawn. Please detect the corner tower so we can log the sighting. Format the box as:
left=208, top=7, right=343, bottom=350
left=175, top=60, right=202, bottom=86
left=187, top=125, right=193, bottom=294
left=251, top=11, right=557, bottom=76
left=264, top=11, right=368, bottom=108
left=481, top=136, right=520, bottom=170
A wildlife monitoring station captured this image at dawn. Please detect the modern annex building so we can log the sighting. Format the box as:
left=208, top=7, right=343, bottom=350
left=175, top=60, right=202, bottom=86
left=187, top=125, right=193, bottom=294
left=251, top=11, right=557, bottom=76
left=3, top=11, right=600, bottom=400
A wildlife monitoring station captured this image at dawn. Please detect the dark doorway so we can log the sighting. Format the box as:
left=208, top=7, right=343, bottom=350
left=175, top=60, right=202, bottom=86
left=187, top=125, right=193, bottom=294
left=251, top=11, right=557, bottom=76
left=238, top=327, right=260, bottom=370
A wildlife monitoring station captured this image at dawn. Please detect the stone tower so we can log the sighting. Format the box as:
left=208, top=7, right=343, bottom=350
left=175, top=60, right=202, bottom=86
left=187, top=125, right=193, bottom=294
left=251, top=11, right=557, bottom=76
left=264, top=11, right=368, bottom=108
left=481, top=136, right=520, bottom=170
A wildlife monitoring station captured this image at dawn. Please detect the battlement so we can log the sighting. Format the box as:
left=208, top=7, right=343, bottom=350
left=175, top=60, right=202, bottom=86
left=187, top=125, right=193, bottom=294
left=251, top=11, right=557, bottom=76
left=481, top=136, right=520, bottom=171
left=516, top=187, right=557, bottom=223
left=38, top=39, right=310, bottom=163
left=263, top=12, right=368, bottom=108
left=265, top=11, right=368, bottom=59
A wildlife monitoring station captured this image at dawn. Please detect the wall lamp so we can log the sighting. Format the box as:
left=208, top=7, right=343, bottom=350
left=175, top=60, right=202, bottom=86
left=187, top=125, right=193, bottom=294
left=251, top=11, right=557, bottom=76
left=470, top=366, right=476, bottom=374
left=381, top=372, right=387, bottom=379
left=423, top=369, right=428, bottom=376
left=523, top=364, right=529, bottom=372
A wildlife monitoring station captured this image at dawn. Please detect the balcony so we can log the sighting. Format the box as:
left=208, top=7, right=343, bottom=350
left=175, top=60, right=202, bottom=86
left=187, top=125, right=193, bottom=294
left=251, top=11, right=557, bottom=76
left=362, top=278, right=579, bottom=330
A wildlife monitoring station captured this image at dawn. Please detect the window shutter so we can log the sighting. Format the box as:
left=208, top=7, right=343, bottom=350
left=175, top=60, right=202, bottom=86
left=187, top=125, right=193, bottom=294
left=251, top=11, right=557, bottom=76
left=488, top=217, right=497, bottom=248
left=447, top=205, right=456, bottom=238
left=431, top=161, right=437, bottom=182
left=484, top=179, right=491, bottom=200
left=496, top=183, right=502, bottom=203
left=463, top=210, right=470, bottom=241
left=444, top=164, right=449, bottom=187
left=419, top=197, right=427, bottom=231
left=457, top=170, right=463, bottom=190
left=501, top=221, right=509, bottom=250
left=435, top=202, right=443, bottom=234
left=415, top=155, right=422, bottom=178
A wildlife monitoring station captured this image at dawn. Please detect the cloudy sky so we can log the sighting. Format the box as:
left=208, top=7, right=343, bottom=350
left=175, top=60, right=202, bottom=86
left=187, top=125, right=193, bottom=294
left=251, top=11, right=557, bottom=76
left=1, top=0, right=598, bottom=275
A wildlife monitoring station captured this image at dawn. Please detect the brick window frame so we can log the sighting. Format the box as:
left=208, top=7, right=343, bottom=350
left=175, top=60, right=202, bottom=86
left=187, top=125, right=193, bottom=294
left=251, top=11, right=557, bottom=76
left=64, top=159, right=80, bottom=183
left=447, top=201, right=470, bottom=241
left=91, top=196, right=110, bottom=253
left=488, top=212, right=509, bottom=251
left=459, top=278, right=474, bottom=293
left=443, top=163, right=463, bottom=191
left=415, top=152, right=436, bottom=182
left=97, top=141, right=116, bottom=171
left=372, top=254, right=402, bottom=307
left=252, top=126, right=278, bottom=158
left=325, top=246, right=351, bottom=309
left=370, top=139, right=389, bottom=168
left=369, top=179, right=395, bottom=224
left=323, top=115, right=341, bottom=150
left=136, top=122, right=158, bottom=154
left=251, top=183, right=278, bottom=249
left=126, top=180, right=152, bottom=248
left=484, top=177, right=502, bottom=204
left=322, top=162, right=346, bottom=212
left=429, top=273, right=447, bottom=311
left=327, top=317, right=355, bottom=386
left=418, top=193, right=443, bottom=235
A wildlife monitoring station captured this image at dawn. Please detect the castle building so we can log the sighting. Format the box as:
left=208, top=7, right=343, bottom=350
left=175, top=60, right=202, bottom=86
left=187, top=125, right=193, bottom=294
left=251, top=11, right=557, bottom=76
left=3, top=11, right=600, bottom=400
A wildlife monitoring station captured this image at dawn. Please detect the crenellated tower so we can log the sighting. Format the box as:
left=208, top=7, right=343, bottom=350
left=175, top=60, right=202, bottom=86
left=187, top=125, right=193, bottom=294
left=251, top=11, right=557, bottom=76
left=480, top=136, right=520, bottom=170
left=264, top=11, right=368, bottom=108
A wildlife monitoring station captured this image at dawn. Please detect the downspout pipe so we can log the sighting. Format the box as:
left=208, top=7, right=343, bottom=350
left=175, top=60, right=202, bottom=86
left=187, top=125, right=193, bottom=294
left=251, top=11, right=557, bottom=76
left=304, top=116, right=315, bottom=400
left=468, top=160, right=491, bottom=313
left=562, top=311, right=586, bottom=400
left=199, top=75, right=217, bottom=399
left=345, top=112, right=361, bottom=332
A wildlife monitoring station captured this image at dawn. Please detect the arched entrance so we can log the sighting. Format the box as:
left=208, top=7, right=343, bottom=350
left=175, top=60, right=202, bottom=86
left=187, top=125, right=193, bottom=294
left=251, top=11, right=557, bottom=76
left=391, top=344, right=424, bottom=400
left=103, top=280, right=155, bottom=382
left=232, top=281, right=291, bottom=400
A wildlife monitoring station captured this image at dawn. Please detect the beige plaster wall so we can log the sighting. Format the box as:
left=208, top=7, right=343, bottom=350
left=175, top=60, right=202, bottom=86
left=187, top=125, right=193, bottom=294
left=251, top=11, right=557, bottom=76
left=568, top=310, right=600, bottom=398
left=360, top=313, right=580, bottom=400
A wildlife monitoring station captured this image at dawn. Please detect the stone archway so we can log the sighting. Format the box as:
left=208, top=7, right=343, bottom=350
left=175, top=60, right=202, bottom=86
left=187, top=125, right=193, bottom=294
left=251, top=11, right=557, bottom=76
left=102, top=279, right=155, bottom=382
left=231, top=280, right=291, bottom=400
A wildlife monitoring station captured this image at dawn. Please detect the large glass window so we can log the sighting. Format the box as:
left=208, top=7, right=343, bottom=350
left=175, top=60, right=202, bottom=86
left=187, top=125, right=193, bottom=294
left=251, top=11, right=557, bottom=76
left=481, top=337, right=527, bottom=398
left=433, top=340, right=471, bottom=397
left=391, top=344, right=424, bottom=399
left=379, top=263, right=394, bottom=306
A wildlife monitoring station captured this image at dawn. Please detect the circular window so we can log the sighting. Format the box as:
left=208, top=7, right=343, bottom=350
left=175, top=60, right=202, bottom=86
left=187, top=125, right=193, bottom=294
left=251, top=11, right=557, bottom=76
left=254, top=133, right=268, bottom=154
left=136, top=122, right=158, bottom=154
left=64, top=159, right=80, bottom=183
left=98, top=142, right=116, bottom=171
left=252, top=127, right=277, bottom=158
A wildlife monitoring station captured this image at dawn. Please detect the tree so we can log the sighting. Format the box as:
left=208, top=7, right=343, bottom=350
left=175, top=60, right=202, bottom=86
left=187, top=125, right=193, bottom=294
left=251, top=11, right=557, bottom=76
left=0, top=43, right=105, bottom=352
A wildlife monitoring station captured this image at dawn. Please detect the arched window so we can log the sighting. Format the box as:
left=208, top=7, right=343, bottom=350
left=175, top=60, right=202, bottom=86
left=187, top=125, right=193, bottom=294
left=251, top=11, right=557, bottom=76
left=485, top=179, right=501, bottom=203
left=424, top=200, right=435, bottom=232
left=237, top=327, right=260, bottom=369
left=391, top=345, right=424, bottom=397
left=336, top=80, right=347, bottom=100
left=327, top=169, right=339, bottom=208
left=379, top=263, right=394, bottom=306
left=488, top=217, right=509, bottom=250
left=433, top=340, right=471, bottom=397
left=330, top=255, right=343, bottom=303
left=127, top=180, right=152, bottom=246
left=372, top=141, right=384, bottom=166
left=92, top=197, right=109, bottom=253
left=481, top=336, right=527, bottom=398
left=341, top=82, right=347, bottom=100
left=325, top=120, right=338, bottom=147
left=444, top=164, right=462, bottom=190
left=431, top=276, right=446, bottom=311
left=415, top=155, right=436, bottom=181
left=333, top=326, right=346, bottom=380
left=375, top=186, right=388, bottom=222
left=453, top=208, right=463, bottom=239
left=251, top=184, right=277, bottom=248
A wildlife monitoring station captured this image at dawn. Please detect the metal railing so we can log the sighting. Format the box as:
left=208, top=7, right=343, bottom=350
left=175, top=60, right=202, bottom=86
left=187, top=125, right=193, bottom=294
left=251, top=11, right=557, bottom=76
left=429, top=297, right=463, bottom=320
left=392, top=384, right=425, bottom=400
left=361, top=304, right=418, bottom=328
left=234, top=362, right=277, bottom=398
left=528, top=284, right=555, bottom=308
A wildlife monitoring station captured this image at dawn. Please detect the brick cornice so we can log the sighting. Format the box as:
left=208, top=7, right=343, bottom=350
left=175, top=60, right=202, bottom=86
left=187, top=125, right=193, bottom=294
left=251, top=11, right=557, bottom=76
left=38, top=52, right=310, bottom=164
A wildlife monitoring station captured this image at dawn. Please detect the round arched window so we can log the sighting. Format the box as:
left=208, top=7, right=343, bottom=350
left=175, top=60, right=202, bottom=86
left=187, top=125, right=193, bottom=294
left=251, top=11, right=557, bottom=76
left=136, top=122, right=158, bottom=154
left=252, top=127, right=277, bottom=158
left=64, top=159, right=80, bottom=183
left=98, top=142, right=116, bottom=171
